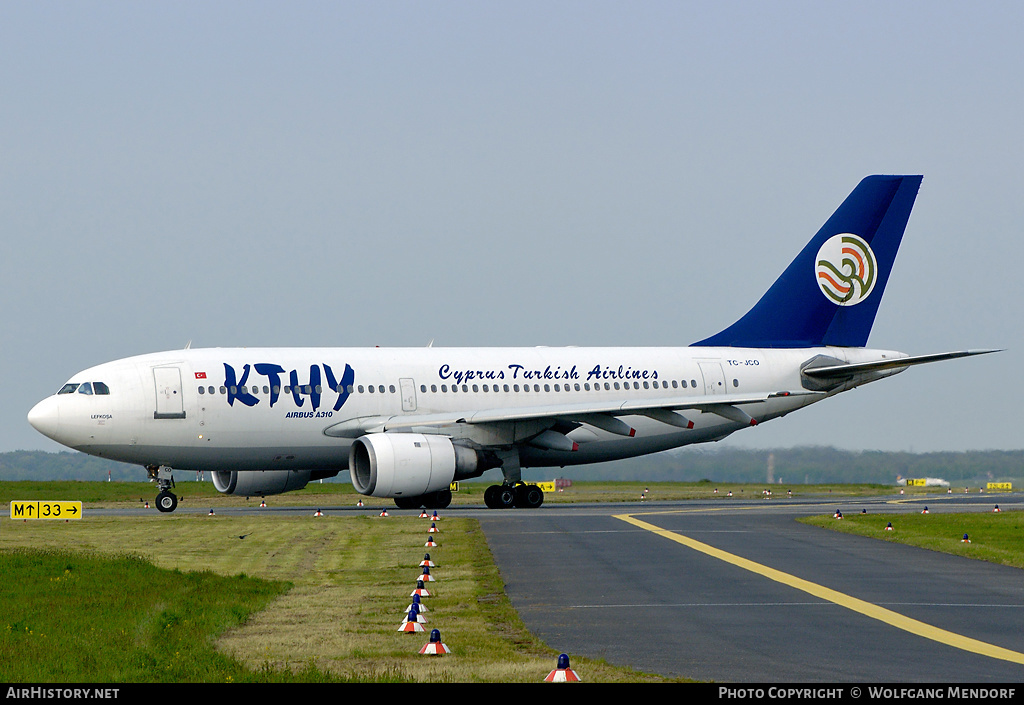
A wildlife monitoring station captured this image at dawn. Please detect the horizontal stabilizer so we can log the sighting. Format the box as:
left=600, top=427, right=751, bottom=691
left=802, top=349, right=1000, bottom=379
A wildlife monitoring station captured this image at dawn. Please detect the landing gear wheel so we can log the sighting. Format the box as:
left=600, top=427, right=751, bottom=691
left=426, top=490, right=452, bottom=509
left=514, top=484, right=544, bottom=509
left=394, top=496, right=421, bottom=510
left=484, top=484, right=516, bottom=509
left=155, top=490, right=178, bottom=513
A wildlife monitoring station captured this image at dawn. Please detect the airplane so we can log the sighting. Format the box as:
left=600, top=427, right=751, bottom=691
left=27, top=175, right=996, bottom=512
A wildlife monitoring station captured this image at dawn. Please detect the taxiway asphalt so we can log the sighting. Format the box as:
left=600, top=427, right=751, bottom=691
left=477, top=494, right=1024, bottom=682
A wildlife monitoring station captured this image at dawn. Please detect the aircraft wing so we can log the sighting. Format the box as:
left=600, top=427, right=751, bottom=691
left=323, top=389, right=817, bottom=439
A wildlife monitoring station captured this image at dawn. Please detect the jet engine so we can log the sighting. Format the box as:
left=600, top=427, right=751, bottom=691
left=349, top=433, right=491, bottom=499
left=212, top=469, right=312, bottom=496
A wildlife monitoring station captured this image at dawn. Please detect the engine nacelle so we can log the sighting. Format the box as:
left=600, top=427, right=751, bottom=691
left=212, top=469, right=312, bottom=496
left=350, top=433, right=482, bottom=499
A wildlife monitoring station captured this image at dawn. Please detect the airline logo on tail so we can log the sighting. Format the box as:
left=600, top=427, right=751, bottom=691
left=815, top=233, right=877, bottom=306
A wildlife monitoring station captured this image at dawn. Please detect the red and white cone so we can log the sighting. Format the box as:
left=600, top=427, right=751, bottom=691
left=313, top=509, right=324, bottom=517
left=425, top=537, right=437, bottom=547
left=379, top=509, right=389, bottom=517
left=544, top=654, right=581, bottom=682
left=419, top=510, right=429, bottom=518
left=418, top=567, right=435, bottom=582
left=428, top=523, right=440, bottom=533
left=419, top=629, right=450, bottom=655
left=411, top=580, right=431, bottom=598
left=420, top=553, right=435, bottom=567
left=398, top=614, right=425, bottom=632
left=402, top=603, right=427, bottom=624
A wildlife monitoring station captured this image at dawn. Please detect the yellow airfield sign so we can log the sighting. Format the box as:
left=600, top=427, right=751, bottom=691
left=10, top=501, right=82, bottom=520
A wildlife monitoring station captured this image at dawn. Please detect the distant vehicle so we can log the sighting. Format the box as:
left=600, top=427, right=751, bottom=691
left=29, top=176, right=995, bottom=512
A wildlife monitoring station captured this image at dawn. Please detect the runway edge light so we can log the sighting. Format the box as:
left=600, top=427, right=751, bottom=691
left=419, top=629, right=450, bottom=656
left=545, top=653, right=581, bottom=682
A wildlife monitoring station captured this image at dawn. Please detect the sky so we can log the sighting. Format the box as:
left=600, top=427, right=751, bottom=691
left=2, top=1, right=1021, bottom=456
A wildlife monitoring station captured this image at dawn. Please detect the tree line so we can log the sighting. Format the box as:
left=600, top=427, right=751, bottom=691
left=2, top=447, right=1021, bottom=486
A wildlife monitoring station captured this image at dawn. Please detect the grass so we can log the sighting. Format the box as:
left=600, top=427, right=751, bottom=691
left=799, top=509, right=1024, bottom=569
left=0, top=548, right=291, bottom=682
left=0, top=509, right=675, bottom=683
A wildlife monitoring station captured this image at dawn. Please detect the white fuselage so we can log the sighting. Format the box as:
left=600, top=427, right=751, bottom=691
left=28, top=345, right=903, bottom=475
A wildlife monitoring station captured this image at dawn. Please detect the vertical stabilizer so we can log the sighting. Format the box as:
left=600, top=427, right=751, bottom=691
left=692, top=175, right=922, bottom=348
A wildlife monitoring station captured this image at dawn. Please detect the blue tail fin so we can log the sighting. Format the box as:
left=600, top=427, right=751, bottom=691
left=692, top=175, right=923, bottom=348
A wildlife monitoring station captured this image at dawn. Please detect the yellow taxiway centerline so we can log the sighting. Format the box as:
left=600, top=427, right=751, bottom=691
left=615, top=512, right=1024, bottom=665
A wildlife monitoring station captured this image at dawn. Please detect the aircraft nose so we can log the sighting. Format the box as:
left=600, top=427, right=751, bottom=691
left=28, top=397, right=61, bottom=442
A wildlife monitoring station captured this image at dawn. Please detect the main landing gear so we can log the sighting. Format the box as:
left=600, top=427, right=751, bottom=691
left=484, top=483, right=544, bottom=509
left=393, top=489, right=453, bottom=510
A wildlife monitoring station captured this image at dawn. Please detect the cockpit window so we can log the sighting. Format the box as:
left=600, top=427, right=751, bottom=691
left=56, top=381, right=110, bottom=396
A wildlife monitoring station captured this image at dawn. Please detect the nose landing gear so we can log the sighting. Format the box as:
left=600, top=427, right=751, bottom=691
left=147, top=465, right=179, bottom=513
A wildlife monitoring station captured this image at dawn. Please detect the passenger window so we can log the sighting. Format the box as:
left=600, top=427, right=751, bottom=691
left=198, top=386, right=205, bottom=395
